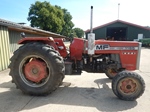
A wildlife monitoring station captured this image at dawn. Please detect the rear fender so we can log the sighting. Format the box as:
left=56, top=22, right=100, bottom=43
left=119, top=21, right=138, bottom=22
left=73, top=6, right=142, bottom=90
left=18, top=37, right=67, bottom=58
left=18, top=37, right=57, bottom=48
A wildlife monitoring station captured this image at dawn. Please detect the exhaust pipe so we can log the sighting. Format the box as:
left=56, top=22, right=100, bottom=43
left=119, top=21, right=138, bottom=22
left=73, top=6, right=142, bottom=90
left=90, top=6, right=93, bottom=33
left=88, top=6, right=95, bottom=55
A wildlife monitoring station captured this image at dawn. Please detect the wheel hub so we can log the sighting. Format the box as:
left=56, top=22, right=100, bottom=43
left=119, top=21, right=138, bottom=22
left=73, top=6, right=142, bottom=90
left=32, top=68, right=38, bottom=74
left=120, top=79, right=137, bottom=94
left=24, top=59, right=48, bottom=83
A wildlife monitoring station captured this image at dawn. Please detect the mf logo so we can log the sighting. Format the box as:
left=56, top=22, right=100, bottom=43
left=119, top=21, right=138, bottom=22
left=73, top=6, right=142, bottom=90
left=95, top=44, right=110, bottom=50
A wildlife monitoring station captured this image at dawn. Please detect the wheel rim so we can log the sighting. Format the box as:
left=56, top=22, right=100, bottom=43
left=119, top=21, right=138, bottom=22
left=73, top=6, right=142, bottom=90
left=118, top=78, right=139, bottom=95
left=19, top=55, right=50, bottom=88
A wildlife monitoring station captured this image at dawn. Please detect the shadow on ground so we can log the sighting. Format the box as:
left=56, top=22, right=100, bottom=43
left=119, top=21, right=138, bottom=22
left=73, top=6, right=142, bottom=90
left=0, top=78, right=137, bottom=112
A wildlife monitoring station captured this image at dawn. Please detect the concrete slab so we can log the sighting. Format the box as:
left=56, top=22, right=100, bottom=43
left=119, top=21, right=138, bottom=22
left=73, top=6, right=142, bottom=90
left=0, top=48, right=150, bottom=112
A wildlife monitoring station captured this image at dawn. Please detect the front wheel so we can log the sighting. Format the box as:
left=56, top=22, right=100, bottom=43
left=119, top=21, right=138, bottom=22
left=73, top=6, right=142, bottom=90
left=112, top=71, right=145, bottom=101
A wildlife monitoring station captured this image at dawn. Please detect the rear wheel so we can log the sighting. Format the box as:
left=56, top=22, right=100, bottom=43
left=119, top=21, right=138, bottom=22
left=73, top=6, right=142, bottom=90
left=112, top=71, right=145, bottom=101
left=9, top=42, right=65, bottom=95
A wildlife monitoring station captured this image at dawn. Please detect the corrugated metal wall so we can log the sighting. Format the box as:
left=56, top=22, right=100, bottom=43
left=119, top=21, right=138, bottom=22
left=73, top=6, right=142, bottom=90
left=0, top=28, right=47, bottom=71
left=9, top=30, right=45, bottom=53
left=0, top=26, right=10, bottom=71
left=9, top=30, right=22, bottom=53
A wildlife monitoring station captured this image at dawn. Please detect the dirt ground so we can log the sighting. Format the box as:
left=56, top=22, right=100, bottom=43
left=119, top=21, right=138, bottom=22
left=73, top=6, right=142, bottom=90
left=0, top=47, right=149, bottom=112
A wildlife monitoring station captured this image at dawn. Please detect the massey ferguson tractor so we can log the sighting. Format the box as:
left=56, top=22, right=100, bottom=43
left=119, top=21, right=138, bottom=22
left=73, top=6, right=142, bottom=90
left=9, top=6, right=145, bottom=101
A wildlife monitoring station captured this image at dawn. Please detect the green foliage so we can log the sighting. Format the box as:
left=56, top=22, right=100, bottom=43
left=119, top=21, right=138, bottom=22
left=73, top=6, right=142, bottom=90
left=139, top=38, right=150, bottom=45
left=55, top=5, right=74, bottom=37
left=27, top=1, right=75, bottom=36
left=73, top=28, right=84, bottom=38
left=27, top=1, right=64, bottom=33
left=27, top=1, right=84, bottom=38
left=61, top=8, right=74, bottom=37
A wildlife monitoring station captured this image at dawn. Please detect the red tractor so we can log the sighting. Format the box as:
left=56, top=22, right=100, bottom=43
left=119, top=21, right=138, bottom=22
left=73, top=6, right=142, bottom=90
left=9, top=7, right=145, bottom=101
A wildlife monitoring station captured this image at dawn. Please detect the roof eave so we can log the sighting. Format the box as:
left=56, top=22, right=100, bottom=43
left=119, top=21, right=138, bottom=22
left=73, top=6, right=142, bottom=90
left=85, top=19, right=150, bottom=33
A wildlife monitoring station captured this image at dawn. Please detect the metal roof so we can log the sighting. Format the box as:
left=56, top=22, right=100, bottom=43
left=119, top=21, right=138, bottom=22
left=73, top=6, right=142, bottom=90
left=85, top=20, right=150, bottom=33
left=0, top=18, right=66, bottom=38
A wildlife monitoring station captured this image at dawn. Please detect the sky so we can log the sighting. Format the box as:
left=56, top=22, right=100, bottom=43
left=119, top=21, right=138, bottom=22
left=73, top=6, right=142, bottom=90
left=0, top=0, right=150, bottom=31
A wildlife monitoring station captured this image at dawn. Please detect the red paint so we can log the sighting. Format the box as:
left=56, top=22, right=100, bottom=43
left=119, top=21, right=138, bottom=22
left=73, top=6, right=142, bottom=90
left=94, top=40, right=139, bottom=70
left=69, top=39, right=139, bottom=70
left=18, top=37, right=140, bottom=71
left=70, top=38, right=85, bottom=60
left=120, top=79, right=137, bottom=93
left=120, top=51, right=138, bottom=70
left=95, top=40, right=138, bottom=47
left=18, top=37, right=67, bottom=58
left=54, top=38, right=67, bottom=58
left=24, top=59, right=48, bottom=83
left=18, top=37, right=54, bottom=44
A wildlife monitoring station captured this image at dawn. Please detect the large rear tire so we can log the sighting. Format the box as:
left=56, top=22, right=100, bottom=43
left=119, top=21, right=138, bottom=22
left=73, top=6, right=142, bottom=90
left=112, top=71, right=145, bottom=101
left=9, top=42, right=65, bottom=95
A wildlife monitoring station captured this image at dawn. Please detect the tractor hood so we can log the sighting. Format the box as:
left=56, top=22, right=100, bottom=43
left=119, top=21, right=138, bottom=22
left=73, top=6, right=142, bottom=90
left=95, top=39, right=139, bottom=52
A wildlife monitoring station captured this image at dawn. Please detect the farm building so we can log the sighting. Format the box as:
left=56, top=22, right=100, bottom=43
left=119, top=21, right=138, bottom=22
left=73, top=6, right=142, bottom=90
left=85, top=20, right=150, bottom=41
left=0, top=18, right=65, bottom=71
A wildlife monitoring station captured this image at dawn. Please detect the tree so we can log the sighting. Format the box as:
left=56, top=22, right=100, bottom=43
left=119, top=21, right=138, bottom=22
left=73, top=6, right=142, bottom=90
left=73, top=28, right=84, bottom=38
left=27, top=1, right=64, bottom=33
left=55, top=5, right=74, bottom=37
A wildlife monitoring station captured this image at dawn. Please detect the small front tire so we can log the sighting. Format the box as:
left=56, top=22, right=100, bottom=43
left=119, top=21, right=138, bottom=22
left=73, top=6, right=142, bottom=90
left=112, top=71, right=145, bottom=101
